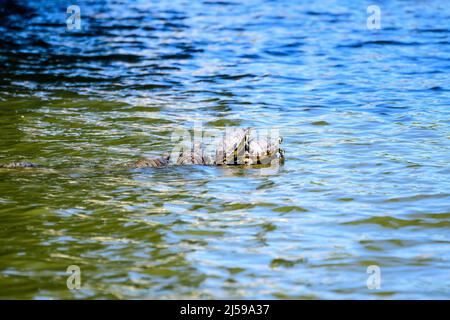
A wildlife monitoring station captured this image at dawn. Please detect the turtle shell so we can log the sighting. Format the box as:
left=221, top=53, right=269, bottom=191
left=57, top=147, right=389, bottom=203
left=214, top=128, right=249, bottom=165
left=214, top=128, right=283, bottom=166
left=246, top=132, right=283, bottom=165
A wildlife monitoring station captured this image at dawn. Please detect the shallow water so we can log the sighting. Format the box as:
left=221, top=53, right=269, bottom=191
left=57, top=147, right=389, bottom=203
left=0, top=0, right=449, bottom=299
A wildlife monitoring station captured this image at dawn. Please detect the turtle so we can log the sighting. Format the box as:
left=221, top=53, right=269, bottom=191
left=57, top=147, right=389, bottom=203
left=1, top=128, right=284, bottom=169
left=134, top=128, right=284, bottom=167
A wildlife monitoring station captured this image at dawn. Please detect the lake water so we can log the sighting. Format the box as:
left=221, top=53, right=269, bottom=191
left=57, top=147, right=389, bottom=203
left=0, top=0, right=449, bottom=299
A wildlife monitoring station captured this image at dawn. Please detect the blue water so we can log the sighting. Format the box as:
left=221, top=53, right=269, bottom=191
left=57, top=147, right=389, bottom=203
left=0, top=0, right=449, bottom=299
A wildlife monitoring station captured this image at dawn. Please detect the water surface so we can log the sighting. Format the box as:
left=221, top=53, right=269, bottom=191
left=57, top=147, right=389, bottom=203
left=0, top=0, right=449, bottom=299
